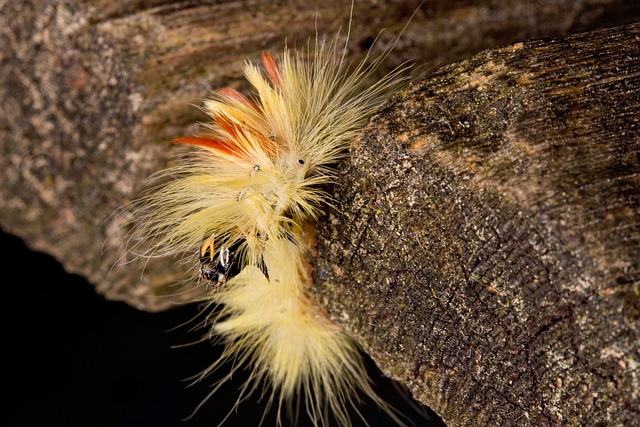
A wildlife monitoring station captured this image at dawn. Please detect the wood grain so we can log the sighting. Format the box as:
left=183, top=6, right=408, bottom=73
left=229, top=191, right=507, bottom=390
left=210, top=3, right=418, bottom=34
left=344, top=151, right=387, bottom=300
left=314, top=20, right=639, bottom=426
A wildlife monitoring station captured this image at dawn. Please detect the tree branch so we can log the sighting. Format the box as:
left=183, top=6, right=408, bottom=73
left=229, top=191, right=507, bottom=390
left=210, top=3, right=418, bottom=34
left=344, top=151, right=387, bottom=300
left=1, top=1, right=639, bottom=424
left=313, top=21, right=639, bottom=426
left=2, top=0, right=637, bottom=309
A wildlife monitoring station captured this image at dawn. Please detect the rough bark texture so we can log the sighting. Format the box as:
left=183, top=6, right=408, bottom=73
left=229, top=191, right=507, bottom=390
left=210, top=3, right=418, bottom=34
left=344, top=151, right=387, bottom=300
left=1, top=0, right=639, bottom=425
left=313, top=21, right=639, bottom=427
left=2, top=0, right=638, bottom=310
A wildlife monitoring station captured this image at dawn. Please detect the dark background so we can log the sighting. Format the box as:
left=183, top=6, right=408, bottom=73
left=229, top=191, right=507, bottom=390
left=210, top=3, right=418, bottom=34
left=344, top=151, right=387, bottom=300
left=2, top=230, right=444, bottom=427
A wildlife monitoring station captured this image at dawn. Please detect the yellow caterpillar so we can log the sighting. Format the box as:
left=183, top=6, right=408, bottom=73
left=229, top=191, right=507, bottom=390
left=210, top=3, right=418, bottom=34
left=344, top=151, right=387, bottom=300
left=124, top=7, right=415, bottom=426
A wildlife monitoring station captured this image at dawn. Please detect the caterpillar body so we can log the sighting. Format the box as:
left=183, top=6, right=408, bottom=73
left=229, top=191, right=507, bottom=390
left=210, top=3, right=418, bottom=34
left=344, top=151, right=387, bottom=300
left=126, top=12, right=414, bottom=427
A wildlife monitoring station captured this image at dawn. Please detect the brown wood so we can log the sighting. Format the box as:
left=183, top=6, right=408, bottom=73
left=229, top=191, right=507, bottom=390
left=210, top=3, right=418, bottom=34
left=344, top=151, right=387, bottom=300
left=2, top=0, right=637, bottom=309
left=1, top=1, right=639, bottom=425
left=313, top=21, right=640, bottom=427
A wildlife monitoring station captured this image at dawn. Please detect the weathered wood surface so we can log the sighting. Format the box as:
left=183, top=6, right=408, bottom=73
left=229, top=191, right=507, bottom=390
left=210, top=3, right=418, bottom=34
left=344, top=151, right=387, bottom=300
left=1, top=0, right=639, bottom=425
left=314, top=21, right=640, bottom=427
left=2, top=0, right=637, bottom=309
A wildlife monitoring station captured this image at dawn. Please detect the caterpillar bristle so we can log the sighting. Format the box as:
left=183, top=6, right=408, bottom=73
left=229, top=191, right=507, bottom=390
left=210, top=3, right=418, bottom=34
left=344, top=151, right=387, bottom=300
left=121, top=5, right=417, bottom=426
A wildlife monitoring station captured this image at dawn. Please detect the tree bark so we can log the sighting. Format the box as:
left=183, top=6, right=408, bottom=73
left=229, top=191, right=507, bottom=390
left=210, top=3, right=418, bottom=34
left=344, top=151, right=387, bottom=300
left=313, top=21, right=640, bottom=427
left=1, top=0, right=639, bottom=425
left=2, top=0, right=637, bottom=309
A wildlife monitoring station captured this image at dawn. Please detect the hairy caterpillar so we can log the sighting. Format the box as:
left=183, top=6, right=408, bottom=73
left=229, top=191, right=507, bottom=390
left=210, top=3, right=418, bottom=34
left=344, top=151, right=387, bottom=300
left=123, top=5, right=419, bottom=426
